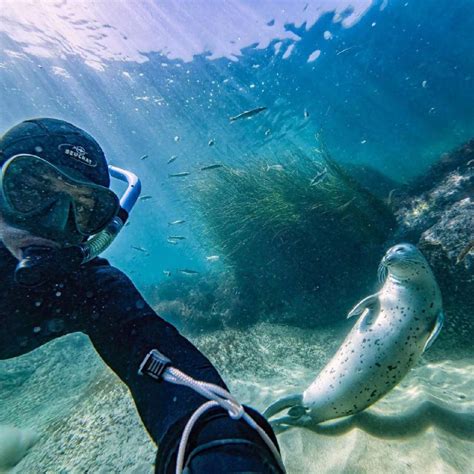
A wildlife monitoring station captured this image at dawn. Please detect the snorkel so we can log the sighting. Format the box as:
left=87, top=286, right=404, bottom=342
left=14, top=165, right=141, bottom=287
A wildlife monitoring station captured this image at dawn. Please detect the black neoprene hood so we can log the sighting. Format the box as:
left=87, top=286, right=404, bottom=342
left=0, top=118, right=110, bottom=187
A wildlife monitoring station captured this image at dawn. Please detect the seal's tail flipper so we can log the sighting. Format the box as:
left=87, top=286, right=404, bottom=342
left=270, top=414, right=302, bottom=430
left=263, top=394, right=303, bottom=419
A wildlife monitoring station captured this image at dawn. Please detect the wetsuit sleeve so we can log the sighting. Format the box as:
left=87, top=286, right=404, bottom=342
left=85, top=264, right=228, bottom=444
left=85, top=264, right=283, bottom=473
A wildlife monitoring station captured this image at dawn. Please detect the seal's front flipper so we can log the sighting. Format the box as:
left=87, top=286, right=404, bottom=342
left=347, top=293, right=380, bottom=319
left=423, top=311, right=444, bottom=352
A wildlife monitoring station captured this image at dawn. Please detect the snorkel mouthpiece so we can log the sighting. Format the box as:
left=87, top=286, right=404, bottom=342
left=13, top=165, right=141, bottom=287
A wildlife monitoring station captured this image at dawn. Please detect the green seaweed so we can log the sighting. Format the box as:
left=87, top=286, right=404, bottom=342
left=185, top=150, right=396, bottom=326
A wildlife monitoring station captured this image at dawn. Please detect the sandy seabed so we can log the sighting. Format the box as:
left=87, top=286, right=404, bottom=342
left=0, top=323, right=472, bottom=473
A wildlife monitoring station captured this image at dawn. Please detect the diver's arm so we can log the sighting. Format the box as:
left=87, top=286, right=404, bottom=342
left=85, top=264, right=227, bottom=445
left=85, top=264, right=283, bottom=473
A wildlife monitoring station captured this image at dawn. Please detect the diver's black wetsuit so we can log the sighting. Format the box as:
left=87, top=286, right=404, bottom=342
left=0, top=243, right=282, bottom=473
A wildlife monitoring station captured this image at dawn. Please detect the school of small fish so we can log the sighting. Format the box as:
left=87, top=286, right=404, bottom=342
left=136, top=105, right=329, bottom=278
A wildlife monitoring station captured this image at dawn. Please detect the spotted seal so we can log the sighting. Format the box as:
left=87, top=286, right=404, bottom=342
left=264, top=243, right=444, bottom=427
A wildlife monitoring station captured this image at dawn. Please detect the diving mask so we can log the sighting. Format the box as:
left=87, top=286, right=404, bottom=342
left=0, top=154, right=141, bottom=286
left=0, top=154, right=120, bottom=238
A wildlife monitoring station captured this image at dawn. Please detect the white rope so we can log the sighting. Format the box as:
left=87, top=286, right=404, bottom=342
left=175, top=400, right=218, bottom=474
left=162, top=367, right=285, bottom=474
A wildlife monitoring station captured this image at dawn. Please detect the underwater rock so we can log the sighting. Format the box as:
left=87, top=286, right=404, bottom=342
left=0, top=333, right=155, bottom=473
left=394, top=140, right=474, bottom=347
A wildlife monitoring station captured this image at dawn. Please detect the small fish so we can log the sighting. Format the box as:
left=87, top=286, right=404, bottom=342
left=206, top=255, right=220, bottom=262
left=264, top=129, right=272, bottom=136
left=179, top=269, right=200, bottom=275
left=140, top=154, right=148, bottom=161
left=456, top=240, right=474, bottom=264
left=174, top=135, right=180, bottom=142
left=201, top=164, right=223, bottom=171
left=131, top=245, right=148, bottom=253
left=229, top=106, right=267, bottom=122
left=310, top=169, right=327, bottom=186
left=422, top=80, right=428, bottom=88
left=163, top=270, right=171, bottom=277
left=168, top=236, right=186, bottom=240
left=167, top=155, right=178, bottom=164
left=304, top=108, right=309, bottom=119
left=208, top=139, right=215, bottom=147
left=168, top=219, right=186, bottom=226
left=266, top=164, right=285, bottom=172
left=168, top=172, right=190, bottom=178
left=139, top=195, right=153, bottom=201
left=167, top=238, right=178, bottom=245
left=336, top=197, right=356, bottom=211
left=386, top=189, right=400, bottom=207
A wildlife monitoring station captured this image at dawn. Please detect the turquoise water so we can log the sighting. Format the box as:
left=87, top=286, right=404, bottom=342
left=1, top=1, right=473, bottom=472
left=1, top=0, right=473, bottom=288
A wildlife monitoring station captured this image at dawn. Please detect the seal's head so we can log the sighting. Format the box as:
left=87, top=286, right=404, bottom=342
left=379, top=243, right=431, bottom=283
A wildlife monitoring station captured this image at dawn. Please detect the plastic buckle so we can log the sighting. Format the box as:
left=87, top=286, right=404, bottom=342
left=138, top=349, right=171, bottom=381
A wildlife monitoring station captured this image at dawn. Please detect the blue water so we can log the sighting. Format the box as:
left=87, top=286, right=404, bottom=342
left=1, top=2, right=473, bottom=472
left=1, top=0, right=473, bottom=287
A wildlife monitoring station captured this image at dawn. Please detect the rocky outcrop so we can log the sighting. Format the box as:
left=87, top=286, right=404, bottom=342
left=393, top=140, right=473, bottom=346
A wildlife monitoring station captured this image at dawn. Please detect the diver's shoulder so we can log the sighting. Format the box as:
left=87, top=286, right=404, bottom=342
left=80, top=255, right=135, bottom=288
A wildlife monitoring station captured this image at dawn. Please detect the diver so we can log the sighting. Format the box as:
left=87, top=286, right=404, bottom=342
left=0, top=118, right=284, bottom=473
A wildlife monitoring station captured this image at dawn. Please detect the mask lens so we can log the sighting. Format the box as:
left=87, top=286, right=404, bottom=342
left=1, top=154, right=119, bottom=235
left=3, top=161, right=58, bottom=213
left=72, top=185, right=119, bottom=233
